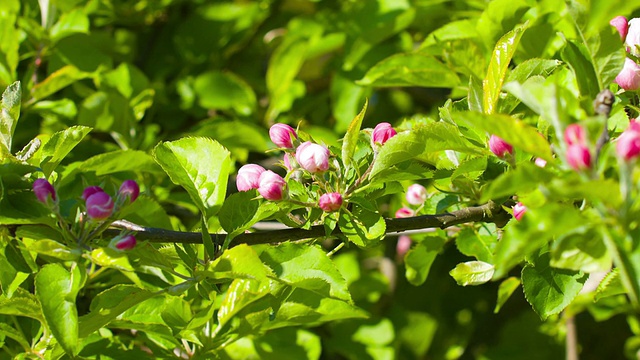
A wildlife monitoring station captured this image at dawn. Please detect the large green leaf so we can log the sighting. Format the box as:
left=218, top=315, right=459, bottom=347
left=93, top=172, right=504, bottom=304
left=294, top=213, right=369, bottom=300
left=0, top=81, right=20, bottom=153
left=481, top=162, right=554, bottom=201
left=550, top=230, right=611, bottom=273
left=338, top=205, right=386, bottom=248
left=0, top=287, right=43, bottom=322
left=198, top=244, right=272, bottom=283
left=50, top=9, right=89, bottom=43
left=404, top=236, right=446, bottom=286
left=455, top=227, right=496, bottom=263
left=80, top=150, right=163, bottom=175
left=561, top=40, right=600, bottom=98
left=35, top=263, right=84, bottom=355
left=154, top=137, right=231, bottom=218
left=219, top=191, right=279, bottom=240
left=194, top=71, right=257, bottom=116
left=341, top=100, right=367, bottom=170
left=31, top=65, right=91, bottom=101
left=522, top=253, right=587, bottom=320
left=357, top=54, right=459, bottom=88
left=40, top=125, right=92, bottom=177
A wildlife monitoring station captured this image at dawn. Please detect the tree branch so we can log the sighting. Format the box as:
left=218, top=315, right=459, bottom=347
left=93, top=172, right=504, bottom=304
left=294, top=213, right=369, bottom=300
left=104, top=200, right=512, bottom=246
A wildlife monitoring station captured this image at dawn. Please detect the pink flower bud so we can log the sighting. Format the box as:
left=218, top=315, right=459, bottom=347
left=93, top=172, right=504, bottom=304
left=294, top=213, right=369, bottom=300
left=319, top=192, right=343, bottom=212
left=295, top=141, right=330, bottom=173
left=513, top=202, right=526, bottom=221
left=115, top=234, right=137, bottom=250
left=406, top=184, right=428, bottom=206
left=610, top=16, right=629, bottom=40
left=395, top=207, right=414, bottom=218
left=118, top=180, right=139, bottom=203
left=396, top=235, right=412, bottom=259
left=566, top=144, right=592, bottom=170
left=82, top=186, right=104, bottom=201
left=33, top=179, right=56, bottom=204
left=616, top=58, right=640, bottom=91
left=616, top=127, right=640, bottom=161
left=534, top=158, right=547, bottom=167
left=86, top=191, right=114, bottom=220
left=283, top=153, right=295, bottom=171
left=488, top=135, right=513, bottom=158
left=258, top=170, right=286, bottom=201
left=626, top=18, right=640, bottom=56
left=564, top=124, right=587, bottom=146
left=236, top=164, right=266, bottom=191
left=630, top=119, right=640, bottom=132
left=269, top=123, right=297, bottom=149
left=371, top=122, right=397, bottom=146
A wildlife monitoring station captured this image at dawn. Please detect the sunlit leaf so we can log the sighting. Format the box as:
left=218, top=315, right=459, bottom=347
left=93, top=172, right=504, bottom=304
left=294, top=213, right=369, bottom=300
left=450, top=261, right=495, bottom=286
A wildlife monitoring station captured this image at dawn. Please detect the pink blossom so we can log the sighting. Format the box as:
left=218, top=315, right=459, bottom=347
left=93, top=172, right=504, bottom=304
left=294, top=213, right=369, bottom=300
left=319, top=192, right=343, bottom=212
left=626, top=18, right=640, bottom=56
left=82, top=186, right=104, bottom=201
left=33, top=179, right=56, bottom=204
left=615, top=58, right=640, bottom=91
left=118, top=180, right=139, bottom=203
left=513, top=202, right=526, bottom=221
left=396, top=235, right=412, bottom=258
left=395, top=207, right=414, bottom=218
left=258, top=170, right=286, bottom=201
left=86, top=191, right=114, bottom=220
left=236, top=164, right=266, bottom=191
left=616, top=126, right=640, bottom=161
left=269, top=123, right=297, bottom=149
left=406, top=184, right=428, bottom=206
left=295, top=141, right=330, bottom=173
left=564, top=124, right=587, bottom=146
left=371, top=122, right=397, bottom=146
left=566, top=144, right=592, bottom=171
left=115, top=234, right=137, bottom=250
left=488, top=135, right=513, bottom=158
left=610, top=16, right=629, bottom=41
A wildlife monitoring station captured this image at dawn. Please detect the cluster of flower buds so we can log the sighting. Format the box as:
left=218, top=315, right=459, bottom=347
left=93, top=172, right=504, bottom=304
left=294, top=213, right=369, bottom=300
left=564, top=124, right=592, bottom=171
left=394, top=183, right=428, bottom=218
left=616, top=119, right=640, bottom=161
left=488, top=135, right=513, bottom=159
left=612, top=17, right=640, bottom=90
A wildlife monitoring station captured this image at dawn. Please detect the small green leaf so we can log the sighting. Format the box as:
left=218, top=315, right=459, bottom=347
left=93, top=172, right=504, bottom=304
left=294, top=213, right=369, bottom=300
left=405, top=236, right=446, bottom=286
left=0, top=322, right=31, bottom=351
left=50, top=9, right=89, bottom=43
left=455, top=227, right=496, bottom=263
left=194, top=71, right=257, bottom=116
left=199, top=244, right=272, bottom=282
left=0, top=81, right=20, bottom=153
left=24, top=239, right=77, bottom=261
left=90, top=247, right=135, bottom=272
left=357, top=54, right=459, bottom=88
left=494, top=276, right=521, bottom=313
left=522, top=253, right=588, bottom=320
left=31, top=65, right=91, bottom=101
left=561, top=40, right=599, bottom=98
left=80, top=150, right=163, bottom=175
left=40, top=125, right=92, bottom=177
left=551, top=231, right=611, bottom=273
left=154, top=137, right=231, bottom=219
left=215, top=278, right=271, bottom=333
left=481, top=162, right=553, bottom=202
left=341, top=100, right=368, bottom=170
left=449, top=261, right=495, bottom=286
left=219, top=191, right=279, bottom=239
left=338, top=206, right=386, bottom=248
left=0, top=288, right=43, bottom=322
left=594, top=269, right=625, bottom=301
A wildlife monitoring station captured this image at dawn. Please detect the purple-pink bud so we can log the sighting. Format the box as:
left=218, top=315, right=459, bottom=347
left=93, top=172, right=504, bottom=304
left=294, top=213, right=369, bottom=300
left=371, top=122, right=397, bottom=146
left=258, top=170, right=286, bottom=201
left=396, top=235, right=412, bottom=259
left=616, top=58, right=640, bottom=91
left=406, top=184, right=428, bottom=206
left=513, top=202, right=526, bottom=221
left=115, top=234, right=137, bottom=250
left=616, top=126, right=640, bottom=161
left=237, top=164, right=266, bottom=192
left=283, top=153, right=295, bottom=171
left=318, top=192, right=343, bottom=212
left=626, top=18, right=640, bottom=56
left=119, top=180, right=139, bottom=203
left=269, top=123, right=297, bottom=149
left=295, top=141, right=330, bottom=173
left=86, top=191, right=114, bottom=220
left=488, top=135, right=513, bottom=158
left=82, top=186, right=104, bottom=201
left=566, top=144, right=592, bottom=171
left=610, top=16, right=629, bottom=41
left=564, top=124, right=587, bottom=146
left=395, top=207, right=414, bottom=218
left=33, top=179, right=56, bottom=204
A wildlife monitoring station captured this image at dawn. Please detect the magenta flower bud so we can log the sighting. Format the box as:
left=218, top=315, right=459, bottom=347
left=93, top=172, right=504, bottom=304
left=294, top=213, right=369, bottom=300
left=237, top=164, right=266, bottom=191
left=406, top=184, right=428, bottom=206
left=295, top=141, right=330, bottom=173
left=616, top=127, right=640, bottom=161
left=626, top=18, right=640, bottom=56
left=488, top=135, right=513, bottom=158
left=86, top=191, right=114, bottom=220
left=534, top=158, right=547, bottom=167
left=566, top=144, right=592, bottom=171
left=396, top=235, right=412, bottom=258
left=610, top=16, right=629, bottom=40
left=319, top=192, right=343, bottom=212
left=119, top=180, right=139, bottom=203
left=513, top=202, right=527, bottom=221
left=269, top=123, right=297, bottom=149
left=258, top=170, right=286, bottom=201
left=564, top=124, right=587, bottom=146
left=82, top=186, right=104, bottom=201
left=33, top=179, right=56, bottom=204
left=283, top=153, right=295, bottom=171
left=615, top=58, right=640, bottom=91
left=115, top=234, right=137, bottom=250
left=371, top=122, right=397, bottom=146
left=395, top=207, right=414, bottom=218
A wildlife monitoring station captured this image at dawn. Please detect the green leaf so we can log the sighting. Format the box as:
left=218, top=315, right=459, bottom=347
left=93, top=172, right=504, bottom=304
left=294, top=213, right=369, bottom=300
left=506, top=59, right=563, bottom=84
left=50, top=9, right=89, bottom=43
left=594, top=269, right=625, bottom=301
left=449, top=261, right=495, bottom=286
left=219, top=191, right=279, bottom=239
left=194, top=71, right=257, bottom=116
left=215, top=278, right=271, bottom=333
left=453, top=112, right=552, bottom=161
left=24, top=239, right=78, bottom=261
left=260, top=243, right=352, bottom=301
left=551, top=231, right=611, bottom=273
left=483, top=24, right=527, bottom=114
left=154, top=137, right=231, bottom=219
left=481, top=162, right=553, bottom=202
left=455, top=227, right=496, bottom=263
left=199, top=244, right=272, bottom=283
left=90, top=247, right=135, bottom=272
left=341, top=100, right=368, bottom=170
left=265, top=37, right=308, bottom=121
left=561, top=40, right=599, bottom=98
left=221, top=328, right=321, bottom=360
left=35, top=263, right=83, bottom=355
left=585, top=1, right=640, bottom=36
left=468, top=75, right=483, bottom=112
left=31, top=65, right=91, bottom=101
left=357, top=54, right=459, bottom=88
left=0, top=287, right=43, bottom=322
left=79, top=285, right=155, bottom=337
left=338, top=206, right=386, bottom=248
left=0, top=322, right=31, bottom=351
left=522, top=253, right=588, bottom=320
left=40, top=125, right=92, bottom=177
left=80, top=150, right=163, bottom=175
left=0, top=81, right=20, bottom=153
left=405, top=236, right=446, bottom=286
left=494, top=277, right=521, bottom=313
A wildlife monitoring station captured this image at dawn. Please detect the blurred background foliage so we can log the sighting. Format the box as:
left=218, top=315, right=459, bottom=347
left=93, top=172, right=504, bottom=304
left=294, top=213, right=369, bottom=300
left=4, top=0, right=640, bottom=358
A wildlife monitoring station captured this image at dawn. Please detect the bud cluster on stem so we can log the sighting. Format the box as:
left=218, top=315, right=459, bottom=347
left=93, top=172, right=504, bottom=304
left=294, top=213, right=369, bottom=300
left=612, top=16, right=640, bottom=90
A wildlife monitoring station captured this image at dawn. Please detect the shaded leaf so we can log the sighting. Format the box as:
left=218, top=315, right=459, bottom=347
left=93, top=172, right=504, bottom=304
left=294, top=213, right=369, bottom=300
left=341, top=100, right=367, bottom=170
left=494, top=277, right=521, bottom=313
left=40, top=125, right=92, bottom=177
left=405, top=236, right=446, bottom=286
